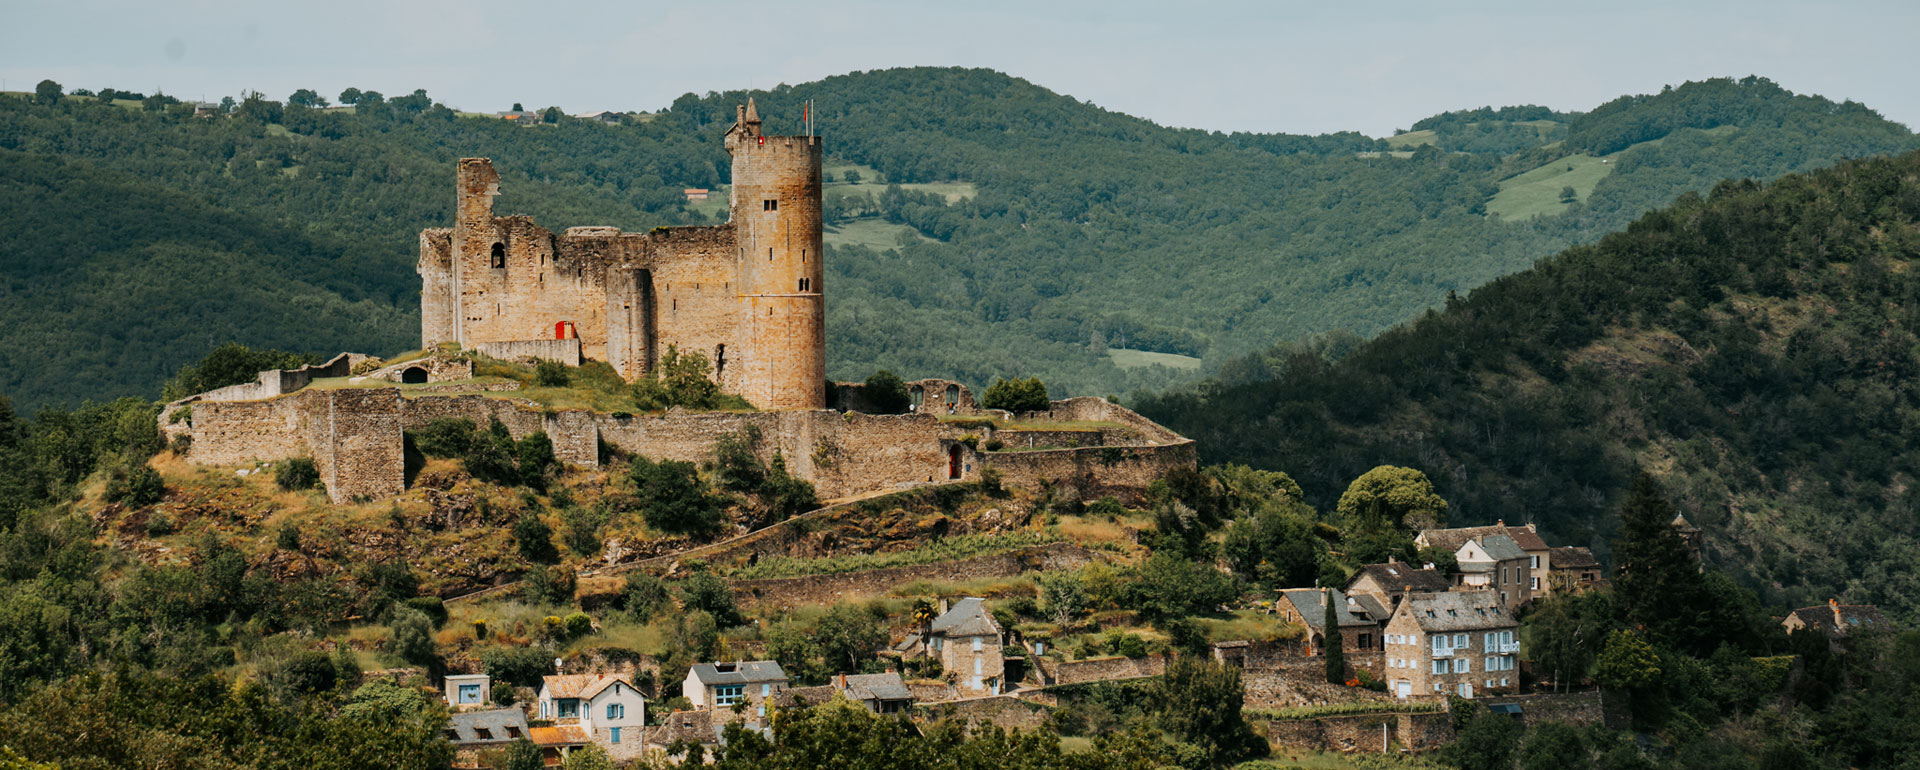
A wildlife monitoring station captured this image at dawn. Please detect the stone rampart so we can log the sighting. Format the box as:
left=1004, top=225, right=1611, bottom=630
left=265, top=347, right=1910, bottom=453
left=474, top=339, right=582, bottom=366
left=185, top=387, right=405, bottom=503
left=731, top=543, right=1097, bottom=611
left=1032, top=653, right=1167, bottom=686
left=400, top=395, right=600, bottom=468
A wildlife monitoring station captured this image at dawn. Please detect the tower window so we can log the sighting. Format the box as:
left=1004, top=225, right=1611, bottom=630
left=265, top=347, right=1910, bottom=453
left=769, top=248, right=774, bottom=261
left=490, top=242, right=505, bottom=269
left=763, top=199, right=777, bottom=211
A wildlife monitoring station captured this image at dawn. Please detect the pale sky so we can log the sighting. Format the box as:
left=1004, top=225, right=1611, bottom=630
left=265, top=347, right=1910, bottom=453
left=4, top=0, right=1916, bottom=137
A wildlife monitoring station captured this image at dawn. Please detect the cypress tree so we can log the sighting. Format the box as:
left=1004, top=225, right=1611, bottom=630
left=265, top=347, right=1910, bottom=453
left=1324, top=588, right=1346, bottom=684
left=1612, top=473, right=1702, bottom=646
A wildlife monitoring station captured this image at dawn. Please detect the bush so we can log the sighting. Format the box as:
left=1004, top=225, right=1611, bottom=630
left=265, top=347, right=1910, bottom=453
left=563, top=612, right=594, bottom=639
left=482, top=645, right=553, bottom=689
left=535, top=360, right=571, bottom=387
left=144, top=511, right=175, bottom=537
left=106, top=462, right=165, bottom=507
left=275, top=458, right=321, bottom=490
left=981, top=377, right=1050, bottom=413
left=619, top=573, right=672, bottom=621
left=679, top=571, right=743, bottom=627
left=413, top=418, right=478, bottom=458
left=524, top=565, right=576, bottom=606
left=631, top=456, right=727, bottom=537
left=403, top=597, right=448, bottom=627
left=276, top=523, right=301, bottom=551
left=390, top=606, right=437, bottom=665
left=514, top=514, right=560, bottom=565
left=862, top=370, right=910, bottom=413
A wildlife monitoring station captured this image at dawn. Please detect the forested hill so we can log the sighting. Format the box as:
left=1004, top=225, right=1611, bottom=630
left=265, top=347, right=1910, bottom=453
left=1137, top=150, right=1920, bottom=623
left=2, top=70, right=1915, bottom=411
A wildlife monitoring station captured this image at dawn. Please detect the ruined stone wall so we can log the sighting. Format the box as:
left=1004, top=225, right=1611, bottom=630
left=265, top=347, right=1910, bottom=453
left=398, top=395, right=600, bottom=468
left=991, top=430, right=1103, bottom=451
left=905, top=379, right=976, bottom=415
left=1479, top=690, right=1621, bottom=729
left=980, top=441, right=1196, bottom=506
left=473, top=339, right=582, bottom=366
left=732, top=543, right=1097, bottom=611
left=591, top=409, right=952, bottom=501
left=311, top=389, right=406, bottom=502
left=1258, top=711, right=1452, bottom=754
left=1241, top=661, right=1398, bottom=710
left=1032, top=653, right=1167, bottom=686
left=643, top=227, right=742, bottom=390
left=420, top=229, right=455, bottom=348
left=1044, top=397, right=1184, bottom=444
left=920, top=696, right=1052, bottom=732
left=188, top=397, right=311, bottom=466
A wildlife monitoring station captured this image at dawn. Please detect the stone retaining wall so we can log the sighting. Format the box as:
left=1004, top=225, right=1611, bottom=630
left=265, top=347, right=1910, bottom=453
left=1479, top=689, right=1623, bottom=729
left=474, top=338, right=582, bottom=366
left=980, top=441, right=1196, bottom=507
left=731, top=543, right=1099, bottom=611
left=1258, top=711, right=1453, bottom=754
left=1032, top=653, right=1167, bottom=686
left=919, top=695, right=1051, bottom=732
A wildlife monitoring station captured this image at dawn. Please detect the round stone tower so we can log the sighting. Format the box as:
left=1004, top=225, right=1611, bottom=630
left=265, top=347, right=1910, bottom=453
left=727, top=99, right=826, bottom=410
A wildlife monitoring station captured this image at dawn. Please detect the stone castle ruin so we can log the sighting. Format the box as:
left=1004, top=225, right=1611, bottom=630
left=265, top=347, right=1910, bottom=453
left=165, top=102, right=1196, bottom=505
left=418, top=99, right=825, bottom=410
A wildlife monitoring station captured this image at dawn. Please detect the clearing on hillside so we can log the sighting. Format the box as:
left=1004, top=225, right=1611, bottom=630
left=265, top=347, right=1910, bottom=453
left=825, top=218, right=932, bottom=250
left=1106, top=348, right=1203, bottom=371
left=1486, top=154, right=1613, bottom=220
left=1384, top=130, right=1438, bottom=149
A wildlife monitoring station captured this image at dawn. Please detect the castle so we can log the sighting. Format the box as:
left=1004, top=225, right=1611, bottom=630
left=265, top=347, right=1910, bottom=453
left=418, top=99, right=826, bottom=410
left=161, top=102, right=1196, bottom=506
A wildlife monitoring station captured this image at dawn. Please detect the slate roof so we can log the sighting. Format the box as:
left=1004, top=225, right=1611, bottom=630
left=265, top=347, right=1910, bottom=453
left=542, top=673, right=633, bottom=700
left=1787, top=604, right=1890, bottom=637
left=688, top=660, right=788, bottom=686
left=931, top=597, right=1001, bottom=637
left=1350, top=561, right=1452, bottom=594
left=1420, top=524, right=1549, bottom=553
left=1398, top=591, right=1516, bottom=632
left=840, top=673, right=913, bottom=702
left=1280, top=588, right=1382, bottom=631
left=1349, top=593, right=1391, bottom=622
left=1550, top=547, right=1600, bottom=570
left=447, top=708, right=529, bottom=745
left=1471, top=534, right=1529, bottom=562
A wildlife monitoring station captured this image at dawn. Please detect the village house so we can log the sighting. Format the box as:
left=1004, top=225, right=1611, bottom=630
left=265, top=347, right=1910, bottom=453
left=536, top=673, right=647, bottom=759
left=1783, top=599, right=1890, bottom=645
left=830, top=672, right=915, bottom=714
left=1546, top=546, right=1604, bottom=593
left=1418, top=523, right=1550, bottom=600
left=443, top=673, right=492, bottom=710
left=895, top=597, right=1008, bottom=695
left=1451, top=533, right=1533, bottom=611
left=1275, top=588, right=1386, bottom=655
left=682, top=661, right=790, bottom=721
left=1345, top=560, right=1453, bottom=610
left=446, top=707, right=529, bottom=767
left=1382, top=590, right=1519, bottom=700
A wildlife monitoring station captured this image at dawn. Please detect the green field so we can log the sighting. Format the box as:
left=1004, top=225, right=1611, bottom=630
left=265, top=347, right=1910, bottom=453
left=1384, top=129, right=1437, bottom=149
left=1106, top=348, right=1203, bottom=371
left=824, top=218, right=931, bottom=250
left=1485, top=154, right=1614, bottom=220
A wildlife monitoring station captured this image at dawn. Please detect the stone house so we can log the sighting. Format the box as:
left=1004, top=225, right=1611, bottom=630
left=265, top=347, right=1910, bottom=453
left=682, top=660, right=790, bottom=721
left=1452, top=533, right=1533, bottom=611
left=1382, top=590, right=1519, bottom=700
left=1417, top=523, right=1551, bottom=597
left=1275, top=588, right=1387, bottom=655
left=1345, top=560, right=1453, bottom=610
left=897, top=597, right=1007, bottom=695
left=832, top=672, right=914, bottom=714
left=536, top=673, right=646, bottom=759
left=1546, top=547, right=1604, bottom=593
left=443, top=673, right=492, bottom=710
left=528, top=725, right=591, bottom=765
left=1783, top=600, right=1890, bottom=643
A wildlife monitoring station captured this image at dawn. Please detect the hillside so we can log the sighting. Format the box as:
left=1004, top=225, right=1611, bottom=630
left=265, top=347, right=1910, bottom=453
left=2, top=71, right=1915, bottom=411
left=1137, top=149, right=1920, bottom=623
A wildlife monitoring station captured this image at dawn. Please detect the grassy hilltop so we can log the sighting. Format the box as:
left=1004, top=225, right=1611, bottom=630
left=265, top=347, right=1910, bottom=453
left=1, top=72, right=1915, bottom=412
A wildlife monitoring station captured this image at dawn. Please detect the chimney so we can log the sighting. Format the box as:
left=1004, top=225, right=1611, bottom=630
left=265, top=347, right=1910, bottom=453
left=938, top=598, right=949, bottom=616
left=839, top=673, right=848, bottom=689
left=1831, top=598, right=1843, bottom=627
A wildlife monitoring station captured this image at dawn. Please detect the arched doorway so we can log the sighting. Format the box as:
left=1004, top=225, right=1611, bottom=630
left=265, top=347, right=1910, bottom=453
left=947, top=445, right=962, bottom=480
left=401, top=366, right=429, bottom=384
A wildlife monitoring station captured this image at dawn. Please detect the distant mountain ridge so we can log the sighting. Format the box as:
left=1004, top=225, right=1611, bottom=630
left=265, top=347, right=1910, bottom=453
left=0, top=69, right=1913, bottom=411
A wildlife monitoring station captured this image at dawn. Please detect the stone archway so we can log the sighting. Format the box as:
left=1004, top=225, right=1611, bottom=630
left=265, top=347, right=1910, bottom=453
left=400, top=366, right=429, bottom=384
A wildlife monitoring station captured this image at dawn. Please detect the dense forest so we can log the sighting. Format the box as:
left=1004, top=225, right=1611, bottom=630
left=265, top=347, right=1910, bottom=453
left=2, top=71, right=1915, bottom=411
left=1139, top=149, right=1920, bottom=625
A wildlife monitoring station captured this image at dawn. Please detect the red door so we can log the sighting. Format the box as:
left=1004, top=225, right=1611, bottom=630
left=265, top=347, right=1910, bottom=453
left=948, top=445, right=962, bottom=479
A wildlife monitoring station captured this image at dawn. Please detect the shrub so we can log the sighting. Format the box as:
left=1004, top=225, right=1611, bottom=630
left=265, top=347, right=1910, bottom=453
left=620, top=573, right=672, bottom=621
left=679, top=571, right=743, bottom=627
left=563, top=612, right=594, bottom=639
left=981, top=377, right=1050, bottom=413
left=276, top=523, right=301, bottom=551
left=144, top=511, right=175, bottom=537
left=535, top=360, right=571, bottom=387
left=106, top=462, right=165, bottom=507
left=413, top=418, right=479, bottom=458
left=390, top=606, right=437, bottom=665
left=862, top=370, right=910, bottom=413
left=481, top=645, right=552, bottom=688
left=631, top=456, right=726, bottom=537
left=404, top=597, right=448, bottom=627
left=514, top=514, right=560, bottom=565
left=275, top=458, right=321, bottom=490
left=523, top=564, right=576, bottom=606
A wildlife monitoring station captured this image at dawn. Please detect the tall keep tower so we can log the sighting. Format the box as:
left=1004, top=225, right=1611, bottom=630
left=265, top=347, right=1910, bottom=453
left=727, top=99, right=826, bottom=410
